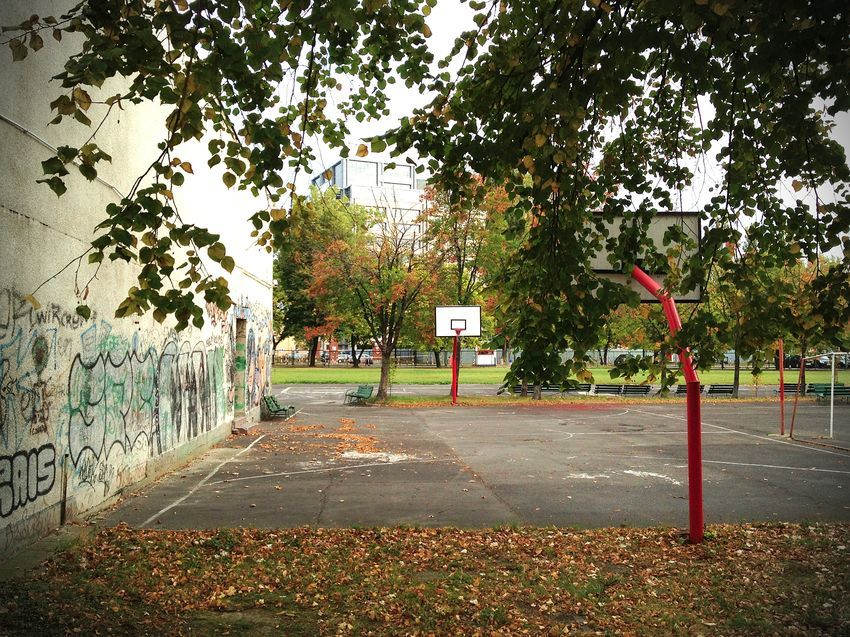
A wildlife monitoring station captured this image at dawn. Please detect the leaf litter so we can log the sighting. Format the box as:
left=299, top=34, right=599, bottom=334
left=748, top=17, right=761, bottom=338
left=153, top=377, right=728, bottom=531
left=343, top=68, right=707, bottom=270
left=0, top=523, right=847, bottom=636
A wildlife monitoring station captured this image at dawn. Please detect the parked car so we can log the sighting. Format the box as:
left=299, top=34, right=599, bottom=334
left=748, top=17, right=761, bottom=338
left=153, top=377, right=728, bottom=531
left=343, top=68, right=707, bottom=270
left=337, top=352, right=352, bottom=364
left=805, top=355, right=830, bottom=369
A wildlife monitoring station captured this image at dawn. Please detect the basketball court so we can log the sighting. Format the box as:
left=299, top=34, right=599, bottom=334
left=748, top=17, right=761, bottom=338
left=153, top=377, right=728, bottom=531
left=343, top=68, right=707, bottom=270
left=98, top=387, right=850, bottom=532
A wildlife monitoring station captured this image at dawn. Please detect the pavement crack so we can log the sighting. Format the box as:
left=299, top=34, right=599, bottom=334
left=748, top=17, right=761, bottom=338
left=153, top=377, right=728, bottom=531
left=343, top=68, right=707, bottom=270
left=315, top=473, right=335, bottom=525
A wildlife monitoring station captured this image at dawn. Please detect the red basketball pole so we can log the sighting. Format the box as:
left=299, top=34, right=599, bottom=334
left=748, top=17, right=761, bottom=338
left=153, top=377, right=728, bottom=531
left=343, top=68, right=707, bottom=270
left=631, top=266, right=704, bottom=543
left=778, top=339, right=785, bottom=436
left=451, top=328, right=462, bottom=405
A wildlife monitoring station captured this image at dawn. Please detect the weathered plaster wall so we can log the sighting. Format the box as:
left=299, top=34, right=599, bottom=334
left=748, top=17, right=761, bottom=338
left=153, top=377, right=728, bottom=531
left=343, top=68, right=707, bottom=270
left=0, top=1, right=273, bottom=552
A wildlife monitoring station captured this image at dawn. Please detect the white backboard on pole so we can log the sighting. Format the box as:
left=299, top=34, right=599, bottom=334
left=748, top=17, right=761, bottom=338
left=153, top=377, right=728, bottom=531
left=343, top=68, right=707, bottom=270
left=590, top=211, right=701, bottom=303
left=435, top=306, right=481, bottom=337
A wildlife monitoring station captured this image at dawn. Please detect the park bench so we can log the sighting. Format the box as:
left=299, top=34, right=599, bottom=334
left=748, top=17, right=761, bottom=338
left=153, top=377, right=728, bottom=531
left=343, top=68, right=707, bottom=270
left=621, top=385, right=652, bottom=396
left=498, top=384, right=565, bottom=395
left=812, top=385, right=850, bottom=402
left=674, top=384, right=704, bottom=395
left=263, top=395, right=295, bottom=418
left=774, top=382, right=803, bottom=395
left=345, top=384, right=374, bottom=405
left=806, top=382, right=844, bottom=395
left=705, top=384, right=734, bottom=396
left=594, top=384, right=623, bottom=395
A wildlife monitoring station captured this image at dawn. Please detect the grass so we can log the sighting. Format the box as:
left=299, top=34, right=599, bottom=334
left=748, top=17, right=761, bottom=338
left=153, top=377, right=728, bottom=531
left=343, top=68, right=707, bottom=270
left=273, top=364, right=842, bottom=386
left=1, top=523, right=847, bottom=636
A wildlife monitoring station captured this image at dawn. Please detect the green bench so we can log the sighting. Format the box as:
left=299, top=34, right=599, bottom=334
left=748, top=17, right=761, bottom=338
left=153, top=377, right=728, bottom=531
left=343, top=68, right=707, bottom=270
left=263, top=395, right=295, bottom=418
left=813, top=385, right=850, bottom=401
left=345, top=384, right=374, bottom=405
left=706, top=384, right=735, bottom=396
left=622, top=385, right=652, bottom=396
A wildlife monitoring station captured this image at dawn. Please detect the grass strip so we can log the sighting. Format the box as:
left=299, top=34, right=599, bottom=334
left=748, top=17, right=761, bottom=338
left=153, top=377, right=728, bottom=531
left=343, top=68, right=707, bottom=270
left=272, top=366, right=839, bottom=387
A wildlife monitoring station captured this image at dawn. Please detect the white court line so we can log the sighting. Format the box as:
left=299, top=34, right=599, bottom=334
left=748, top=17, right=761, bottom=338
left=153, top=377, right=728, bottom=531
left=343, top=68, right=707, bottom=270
left=540, top=429, right=737, bottom=436
left=629, top=408, right=850, bottom=458
left=205, top=459, right=437, bottom=486
left=604, top=453, right=850, bottom=475
left=278, top=387, right=291, bottom=394
left=139, top=434, right=266, bottom=527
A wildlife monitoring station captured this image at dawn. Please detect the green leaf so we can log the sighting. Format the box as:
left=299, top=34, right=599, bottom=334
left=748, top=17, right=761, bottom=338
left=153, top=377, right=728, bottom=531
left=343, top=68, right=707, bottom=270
left=220, top=256, right=235, bottom=273
left=57, top=146, right=78, bottom=163
left=36, top=176, right=67, bottom=197
left=222, top=172, right=236, bottom=188
left=73, top=109, right=91, bottom=126
left=79, top=164, right=97, bottom=181
left=41, top=157, right=69, bottom=176
left=207, top=242, right=226, bottom=261
left=75, top=304, right=91, bottom=320
left=370, top=138, right=387, bottom=153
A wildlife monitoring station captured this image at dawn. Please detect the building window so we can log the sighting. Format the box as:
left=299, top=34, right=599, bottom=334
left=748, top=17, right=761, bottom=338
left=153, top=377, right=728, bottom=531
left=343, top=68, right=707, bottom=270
left=347, top=160, right=377, bottom=186
left=382, top=164, right=412, bottom=187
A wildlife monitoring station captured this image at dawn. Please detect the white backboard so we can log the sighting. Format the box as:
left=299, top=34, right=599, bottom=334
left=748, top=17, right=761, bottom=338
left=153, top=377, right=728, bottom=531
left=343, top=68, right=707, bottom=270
left=435, top=306, right=482, bottom=337
left=589, top=212, right=701, bottom=303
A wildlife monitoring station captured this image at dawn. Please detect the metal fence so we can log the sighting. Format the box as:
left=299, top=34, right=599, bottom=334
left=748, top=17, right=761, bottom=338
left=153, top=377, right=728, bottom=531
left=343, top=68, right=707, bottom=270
left=273, top=348, right=507, bottom=367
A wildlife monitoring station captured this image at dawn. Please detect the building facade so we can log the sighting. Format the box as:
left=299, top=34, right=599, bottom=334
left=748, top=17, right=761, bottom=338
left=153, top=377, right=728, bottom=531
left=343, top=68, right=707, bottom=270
left=0, top=1, right=272, bottom=552
left=311, top=156, right=429, bottom=228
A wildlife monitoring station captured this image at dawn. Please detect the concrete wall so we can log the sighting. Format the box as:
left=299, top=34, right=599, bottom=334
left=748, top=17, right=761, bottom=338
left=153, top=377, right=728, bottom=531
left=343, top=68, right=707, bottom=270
left=0, top=1, right=272, bottom=552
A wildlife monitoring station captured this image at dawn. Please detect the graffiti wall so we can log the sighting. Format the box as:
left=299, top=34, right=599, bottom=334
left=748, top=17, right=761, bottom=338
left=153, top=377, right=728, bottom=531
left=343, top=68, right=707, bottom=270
left=0, top=1, right=273, bottom=550
left=0, top=286, right=272, bottom=551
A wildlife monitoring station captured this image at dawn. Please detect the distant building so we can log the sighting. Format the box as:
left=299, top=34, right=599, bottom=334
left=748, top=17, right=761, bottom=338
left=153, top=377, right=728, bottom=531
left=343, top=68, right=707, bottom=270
left=311, top=156, right=430, bottom=231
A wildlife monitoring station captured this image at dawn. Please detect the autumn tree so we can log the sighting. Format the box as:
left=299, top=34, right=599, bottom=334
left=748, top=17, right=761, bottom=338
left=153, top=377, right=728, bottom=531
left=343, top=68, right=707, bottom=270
left=405, top=177, right=511, bottom=366
left=273, top=188, right=355, bottom=366
left=310, top=202, right=445, bottom=399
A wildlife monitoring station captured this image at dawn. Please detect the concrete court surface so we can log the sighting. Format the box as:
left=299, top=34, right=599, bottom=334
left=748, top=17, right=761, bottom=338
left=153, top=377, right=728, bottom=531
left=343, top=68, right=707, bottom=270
left=98, top=384, right=850, bottom=532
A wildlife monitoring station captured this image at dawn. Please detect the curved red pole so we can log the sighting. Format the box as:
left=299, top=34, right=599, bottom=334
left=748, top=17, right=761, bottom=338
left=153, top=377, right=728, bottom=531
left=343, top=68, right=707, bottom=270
left=630, top=266, right=703, bottom=543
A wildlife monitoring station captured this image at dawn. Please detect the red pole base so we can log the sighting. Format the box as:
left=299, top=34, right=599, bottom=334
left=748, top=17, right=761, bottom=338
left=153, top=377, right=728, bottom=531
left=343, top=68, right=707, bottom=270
left=686, top=380, right=704, bottom=543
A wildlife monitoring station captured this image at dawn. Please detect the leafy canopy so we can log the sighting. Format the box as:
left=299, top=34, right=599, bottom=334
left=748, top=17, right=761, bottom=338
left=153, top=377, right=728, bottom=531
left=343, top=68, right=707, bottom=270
left=393, top=0, right=850, bottom=385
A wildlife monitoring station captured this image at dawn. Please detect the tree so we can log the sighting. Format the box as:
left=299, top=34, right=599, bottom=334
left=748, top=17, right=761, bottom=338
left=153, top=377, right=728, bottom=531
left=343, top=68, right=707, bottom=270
left=3, top=1, right=433, bottom=326
left=273, top=188, right=352, bottom=366
left=6, top=0, right=849, bottom=355
left=396, top=0, right=850, bottom=388
left=406, top=177, right=511, bottom=366
left=310, top=201, right=445, bottom=399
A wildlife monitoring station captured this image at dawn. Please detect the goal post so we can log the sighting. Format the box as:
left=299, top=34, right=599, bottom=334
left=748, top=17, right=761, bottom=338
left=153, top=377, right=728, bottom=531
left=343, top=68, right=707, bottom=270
left=788, top=352, right=849, bottom=441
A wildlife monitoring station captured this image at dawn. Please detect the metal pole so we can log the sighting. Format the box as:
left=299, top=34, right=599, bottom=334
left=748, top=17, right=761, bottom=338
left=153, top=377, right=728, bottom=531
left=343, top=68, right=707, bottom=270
left=686, top=380, right=703, bottom=543
left=779, top=339, right=785, bottom=436
left=451, top=329, right=461, bottom=405
left=830, top=351, right=835, bottom=439
left=630, top=266, right=703, bottom=543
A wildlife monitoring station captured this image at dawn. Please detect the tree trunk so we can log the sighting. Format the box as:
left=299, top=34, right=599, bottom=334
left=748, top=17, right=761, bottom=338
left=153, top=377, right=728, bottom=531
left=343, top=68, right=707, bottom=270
left=732, top=350, right=741, bottom=398
left=432, top=348, right=442, bottom=368
left=351, top=334, right=359, bottom=368
left=800, top=339, right=808, bottom=394
left=308, top=336, right=319, bottom=367
left=520, top=380, right=528, bottom=397
left=377, top=348, right=393, bottom=400
left=533, top=383, right=541, bottom=400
